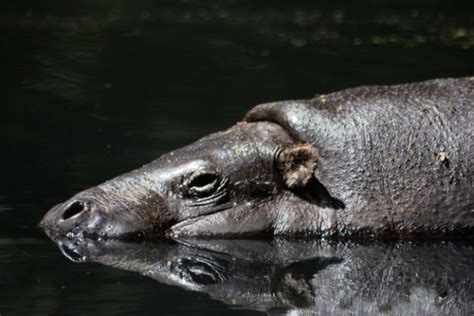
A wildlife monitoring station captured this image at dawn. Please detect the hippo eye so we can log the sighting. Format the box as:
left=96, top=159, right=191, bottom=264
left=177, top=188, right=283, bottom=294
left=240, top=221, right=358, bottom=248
left=187, top=172, right=220, bottom=197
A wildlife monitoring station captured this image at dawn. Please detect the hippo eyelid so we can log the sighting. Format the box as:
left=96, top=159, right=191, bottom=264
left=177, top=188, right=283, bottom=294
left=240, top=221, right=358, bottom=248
left=188, top=188, right=228, bottom=207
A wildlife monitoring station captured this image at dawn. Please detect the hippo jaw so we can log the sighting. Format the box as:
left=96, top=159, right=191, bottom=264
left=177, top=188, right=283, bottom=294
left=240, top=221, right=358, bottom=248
left=40, top=121, right=336, bottom=240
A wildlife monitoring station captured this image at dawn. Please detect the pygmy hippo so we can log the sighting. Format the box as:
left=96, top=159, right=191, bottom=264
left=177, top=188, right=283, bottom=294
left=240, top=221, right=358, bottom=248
left=40, top=77, right=474, bottom=240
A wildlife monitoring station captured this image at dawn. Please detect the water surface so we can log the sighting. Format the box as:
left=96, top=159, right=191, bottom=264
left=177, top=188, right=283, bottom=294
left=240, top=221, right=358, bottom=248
left=1, top=1, right=473, bottom=315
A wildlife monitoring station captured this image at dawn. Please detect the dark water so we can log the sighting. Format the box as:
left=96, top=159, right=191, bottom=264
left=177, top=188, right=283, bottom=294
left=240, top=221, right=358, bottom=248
left=1, top=1, right=474, bottom=315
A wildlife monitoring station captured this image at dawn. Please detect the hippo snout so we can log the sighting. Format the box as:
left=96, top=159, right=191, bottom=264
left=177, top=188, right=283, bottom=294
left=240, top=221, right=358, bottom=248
left=40, top=198, right=105, bottom=239
left=39, top=181, right=169, bottom=240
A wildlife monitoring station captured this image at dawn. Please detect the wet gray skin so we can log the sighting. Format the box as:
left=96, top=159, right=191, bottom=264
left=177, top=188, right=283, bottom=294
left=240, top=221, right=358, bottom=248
left=49, top=237, right=474, bottom=315
left=40, top=77, right=474, bottom=240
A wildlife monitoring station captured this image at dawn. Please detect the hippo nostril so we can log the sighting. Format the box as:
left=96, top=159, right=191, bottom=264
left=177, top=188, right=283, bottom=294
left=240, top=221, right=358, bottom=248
left=62, top=201, right=85, bottom=220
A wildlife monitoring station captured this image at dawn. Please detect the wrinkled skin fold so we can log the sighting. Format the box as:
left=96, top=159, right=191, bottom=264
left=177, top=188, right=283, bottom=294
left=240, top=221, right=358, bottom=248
left=40, top=77, right=474, bottom=240
left=47, top=236, right=474, bottom=314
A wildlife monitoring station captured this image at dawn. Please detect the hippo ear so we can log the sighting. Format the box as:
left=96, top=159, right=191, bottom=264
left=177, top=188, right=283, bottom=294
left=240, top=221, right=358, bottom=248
left=276, top=144, right=318, bottom=189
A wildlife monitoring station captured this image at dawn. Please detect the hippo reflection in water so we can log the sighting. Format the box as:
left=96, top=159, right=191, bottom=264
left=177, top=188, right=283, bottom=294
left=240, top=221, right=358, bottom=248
left=49, top=237, right=474, bottom=315
left=40, top=77, right=474, bottom=239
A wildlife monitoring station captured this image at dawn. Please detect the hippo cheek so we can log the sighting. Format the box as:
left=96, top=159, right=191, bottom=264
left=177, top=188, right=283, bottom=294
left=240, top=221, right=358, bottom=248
left=165, top=204, right=275, bottom=238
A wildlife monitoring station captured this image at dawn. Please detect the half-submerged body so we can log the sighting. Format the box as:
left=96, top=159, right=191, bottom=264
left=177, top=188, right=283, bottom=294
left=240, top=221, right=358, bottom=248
left=40, top=77, right=474, bottom=240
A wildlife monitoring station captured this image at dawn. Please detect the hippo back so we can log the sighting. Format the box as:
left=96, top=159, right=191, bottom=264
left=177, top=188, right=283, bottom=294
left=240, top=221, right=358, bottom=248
left=245, top=77, right=474, bottom=238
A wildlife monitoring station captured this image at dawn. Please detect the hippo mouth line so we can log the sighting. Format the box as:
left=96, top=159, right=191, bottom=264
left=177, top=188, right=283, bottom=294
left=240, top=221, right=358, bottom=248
left=164, top=202, right=236, bottom=238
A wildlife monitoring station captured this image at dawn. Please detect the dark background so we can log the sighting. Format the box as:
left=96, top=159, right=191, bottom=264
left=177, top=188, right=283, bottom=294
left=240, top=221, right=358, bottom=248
left=1, top=0, right=473, bottom=315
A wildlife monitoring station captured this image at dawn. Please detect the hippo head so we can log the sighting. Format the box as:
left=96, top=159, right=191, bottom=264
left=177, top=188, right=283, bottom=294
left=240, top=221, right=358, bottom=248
left=40, top=120, right=339, bottom=240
